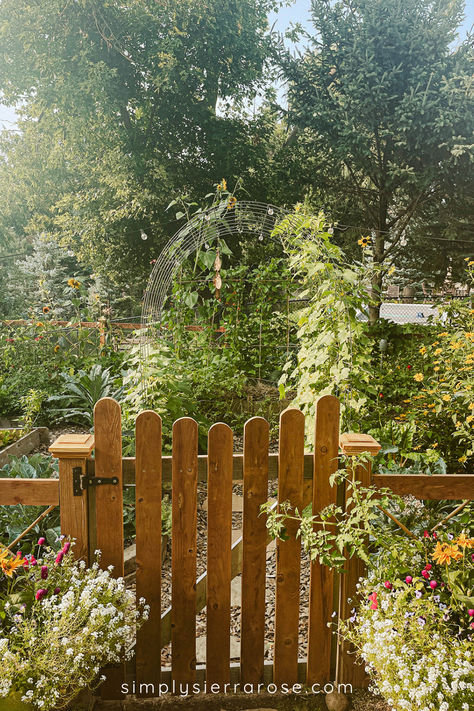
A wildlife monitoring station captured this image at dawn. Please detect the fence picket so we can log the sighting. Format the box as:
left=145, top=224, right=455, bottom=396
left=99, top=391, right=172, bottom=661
left=241, top=417, right=269, bottom=685
left=206, top=423, right=233, bottom=688
left=307, top=395, right=340, bottom=686
left=93, top=397, right=124, bottom=699
left=171, top=417, right=198, bottom=685
left=274, top=408, right=304, bottom=686
left=136, top=410, right=162, bottom=693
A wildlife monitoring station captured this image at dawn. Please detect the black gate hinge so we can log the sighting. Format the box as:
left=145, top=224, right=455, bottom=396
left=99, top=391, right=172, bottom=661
left=73, top=467, right=119, bottom=496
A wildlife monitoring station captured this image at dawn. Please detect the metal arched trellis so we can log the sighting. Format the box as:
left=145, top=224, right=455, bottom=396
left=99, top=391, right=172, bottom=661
left=140, top=200, right=291, bottom=362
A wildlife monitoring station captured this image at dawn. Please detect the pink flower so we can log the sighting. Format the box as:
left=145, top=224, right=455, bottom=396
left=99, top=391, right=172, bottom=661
left=429, top=581, right=437, bottom=589
left=368, top=592, right=378, bottom=610
left=35, top=589, right=47, bottom=601
left=468, top=609, right=474, bottom=617
left=54, top=587, right=60, bottom=595
left=425, top=564, right=432, bottom=571
left=62, top=541, right=71, bottom=554
left=37, top=537, right=46, bottom=546
left=55, top=551, right=64, bottom=565
left=41, top=565, right=48, bottom=580
left=384, top=581, right=392, bottom=590
left=405, top=576, right=413, bottom=584
left=422, top=570, right=430, bottom=579
left=30, top=556, right=37, bottom=566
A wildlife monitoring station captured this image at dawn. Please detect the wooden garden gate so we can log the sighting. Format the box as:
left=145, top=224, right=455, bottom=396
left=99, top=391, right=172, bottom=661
left=46, top=395, right=382, bottom=698
left=44, top=396, right=474, bottom=699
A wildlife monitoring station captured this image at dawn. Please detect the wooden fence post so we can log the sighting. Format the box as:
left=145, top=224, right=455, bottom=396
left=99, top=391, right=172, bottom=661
left=93, top=397, right=124, bottom=699
left=49, top=433, right=95, bottom=562
left=338, top=433, right=381, bottom=688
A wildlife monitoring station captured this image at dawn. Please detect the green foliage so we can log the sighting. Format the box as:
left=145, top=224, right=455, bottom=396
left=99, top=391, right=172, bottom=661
left=0, top=0, right=281, bottom=291
left=0, top=429, right=24, bottom=449
left=0, top=455, right=60, bottom=553
left=275, top=207, right=376, bottom=439
left=281, top=0, right=473, bottom=311
left=47, top=364, right=124, bottom=427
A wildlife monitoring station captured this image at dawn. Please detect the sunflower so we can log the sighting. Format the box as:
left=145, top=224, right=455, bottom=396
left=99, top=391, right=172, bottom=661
left=358, top=236, right=371, bottom=248
left=217, top=178, right=227, bottom=191
left=67, top=278, right=81, bottom=289
left=227, top=196, right=237, bottom=210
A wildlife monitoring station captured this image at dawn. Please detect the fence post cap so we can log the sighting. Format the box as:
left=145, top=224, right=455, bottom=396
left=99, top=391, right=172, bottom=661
left=339, top=432, right=381, bottom=456
left=49, top=433, right=95, bottom=459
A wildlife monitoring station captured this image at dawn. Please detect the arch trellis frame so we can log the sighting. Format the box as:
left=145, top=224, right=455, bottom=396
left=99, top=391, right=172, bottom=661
left=140, top=200, right=290, bottom=357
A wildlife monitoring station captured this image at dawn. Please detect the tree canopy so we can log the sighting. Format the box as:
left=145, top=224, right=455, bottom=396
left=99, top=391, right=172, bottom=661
left=281, top=0, right=473, bottom=318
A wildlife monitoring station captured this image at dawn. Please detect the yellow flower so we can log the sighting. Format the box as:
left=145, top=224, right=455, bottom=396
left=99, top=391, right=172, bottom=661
left=434, top=366, right=440, bottom=372
left=54, top=344, right=60, bottom=353
left=217, top=178, right=227, bottom=191
left=434, top=348, right=442, bottom=356
left=431, top=443, right=438, bottom=448
left=466, top=415, right=473, bottom=424
left=432, top=542, right=462, bottom=565
left=358, top=235, right=371, bottom=248
left=403, top=399, right=411, bottom=403
left=414, top=373, right=424, bottom=382
left=455, top=533, right=473, bottom=548
left=0, top=550, right=26, bottom=577
left=388, top=266, right=396, bottom=275
left=439, top=332, right=449, bottom=337
left=419, top=346, right=427, bottom=355
left=227, top=196, right=237, bottom=210
left=67, top=278, right=81, bottom=289
left=458, top=455, right=467, bottom=463
left=469, top=403, right=474, bottom=410
left=36, top=322, right=45, bottom=328
left=442, top=395, right=450, bottom=402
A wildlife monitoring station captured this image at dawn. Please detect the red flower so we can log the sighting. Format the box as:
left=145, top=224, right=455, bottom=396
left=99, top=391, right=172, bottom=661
left=407, top=364, right=412, bottom=369
left=379, top=393, right=383, bottom=398
left=368, top=592, right=378, bottom=610
left=405, top=576, right=413, bottom=584
left=35, top=589, right=47, bottom=601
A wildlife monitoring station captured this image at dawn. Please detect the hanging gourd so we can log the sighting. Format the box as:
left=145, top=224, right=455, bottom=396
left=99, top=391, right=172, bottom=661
left=213, top=248, right=222, bottom=300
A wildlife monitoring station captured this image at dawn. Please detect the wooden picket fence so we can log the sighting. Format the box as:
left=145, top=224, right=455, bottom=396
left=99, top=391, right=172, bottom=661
left=1, top=395, right=474, bottom=700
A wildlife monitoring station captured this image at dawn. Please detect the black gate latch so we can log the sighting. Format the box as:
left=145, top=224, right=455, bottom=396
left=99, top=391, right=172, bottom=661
left=73, top=467, right=119, bottom=496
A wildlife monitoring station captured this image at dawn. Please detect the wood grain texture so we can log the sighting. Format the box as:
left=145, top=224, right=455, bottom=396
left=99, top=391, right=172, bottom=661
left=58, top=458, right=89, bottom=561
left=338, top=461, right=372, bottom=688
left=171, top=417, right=198, bottom=685
left=93, top=397, right=124, bottom=699
left=0, top=478, right=59, bottom=506
left=241, top=417, right=269, bottom=685
left=206, top=423, right=233, bottom=688
left=307, top=395, right=340, bottom=686
left=274, top=408, right=304, bottom=686
left=373, top=474, right=474, bottom=500
left=135, top=410, right=162, bottom=693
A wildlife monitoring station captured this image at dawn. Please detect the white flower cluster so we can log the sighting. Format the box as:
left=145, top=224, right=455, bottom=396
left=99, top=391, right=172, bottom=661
left=0, top=553, right=148, bottom=710
left=341, top=581, right=474, bottom=710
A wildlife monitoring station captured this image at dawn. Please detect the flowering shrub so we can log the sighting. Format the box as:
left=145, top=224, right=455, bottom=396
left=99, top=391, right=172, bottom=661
left=340, top=530, right=474, bottom=710
left=0, top=540, right=148, bottom=710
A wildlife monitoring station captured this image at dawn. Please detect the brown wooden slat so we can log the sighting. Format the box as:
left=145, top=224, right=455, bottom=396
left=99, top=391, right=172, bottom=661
left=373, top=474, right=474, bottom=500
left=171, top=417, right=198, bottom=685
left=0, top=478, right=59, bottom=506
left=135, top=410, right=162, bottom=693
left=206, top=423, right=233, bottom=688
left=307, top=395, right=340, bottom=686
left=241, top=417, right=269, bottom=685
left=274, top=408, right=304, bottom=686
left=93, top=397, right=124, bottom=699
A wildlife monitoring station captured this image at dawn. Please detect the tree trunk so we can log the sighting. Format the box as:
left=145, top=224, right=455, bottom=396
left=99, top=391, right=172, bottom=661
left=368, top=230, right=385, bottom=326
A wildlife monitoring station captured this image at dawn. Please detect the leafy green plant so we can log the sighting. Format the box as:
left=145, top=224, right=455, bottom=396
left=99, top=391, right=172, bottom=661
left=0, top=455, right=60, bottom=553
left=47, top=364, right=123, bottom=427
left=0, top=429, right=24, bottom=449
